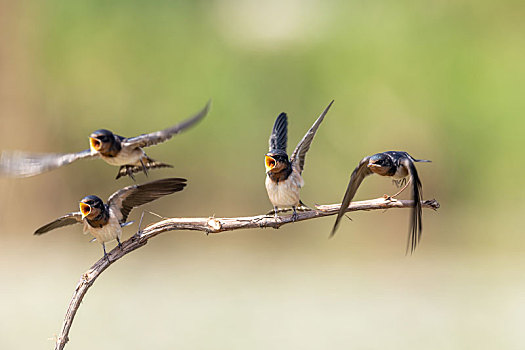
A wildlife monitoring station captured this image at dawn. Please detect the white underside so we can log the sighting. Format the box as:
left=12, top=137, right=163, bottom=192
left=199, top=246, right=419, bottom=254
left=265, top=170, right=304, bottom=208
left=99, top=147, right=144, bottom=166
left=83, top=211, right=122, bottom=243
left=393, top=166, right=409, bottom=179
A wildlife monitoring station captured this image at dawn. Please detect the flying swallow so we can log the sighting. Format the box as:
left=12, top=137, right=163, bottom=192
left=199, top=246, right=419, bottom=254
left=330, top=151, right=431, bottom=253
left=265, top=100, right=333, bottom=221
left=0, top=101, right=210, bottom=179
left=34, top=177, right=187, bottom=259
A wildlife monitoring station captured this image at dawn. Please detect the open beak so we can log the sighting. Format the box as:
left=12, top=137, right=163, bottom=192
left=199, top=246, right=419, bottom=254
left=367, top=162, right=380, bottom=169
left=265, top=155, right=276, bottom=172
left=79, top=202, right=92, bottom=219
left=89, top=137, right=102, bottom=152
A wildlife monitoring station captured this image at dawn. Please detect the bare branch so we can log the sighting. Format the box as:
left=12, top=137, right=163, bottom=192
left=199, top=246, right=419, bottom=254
left=54, top=197, right=440, bottom=350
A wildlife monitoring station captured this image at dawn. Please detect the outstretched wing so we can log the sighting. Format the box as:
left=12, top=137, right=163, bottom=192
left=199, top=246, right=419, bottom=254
left=330, top=156, right=373, bottom=237
left=34, top=212, right=83, bottom=235
left=268, top=113, right=288, bottom=153
left=107, top=177, right=187, bottom=223
left=0, top=149, right=98, bottom=178
left=401, top=157, right=423, bottom=254
left=290, top=100, right=333, bottom=174
left=123, top=101, right=211, bottom=149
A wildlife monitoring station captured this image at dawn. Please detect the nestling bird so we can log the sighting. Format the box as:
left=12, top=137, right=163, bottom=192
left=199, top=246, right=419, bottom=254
left=34, top=177, right=187, bottom=260
left=330, top=151, right=431, bottom=253
left=0, top=101, right=210, bottom=179
left=265, top=100, right=333, bottom=221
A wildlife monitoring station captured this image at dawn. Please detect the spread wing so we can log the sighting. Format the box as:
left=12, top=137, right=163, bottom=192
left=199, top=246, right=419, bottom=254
left=107, top=177, right=187, bottom=223
left=330, top=156, right=373, bottom=237
left=290, top=100, right=333, bottom=174
left=0, top=149, right=98, bottom=178
left=401, top=157, right=423, bottom=254
left=268, top=113, right=288, bottom=153
left=34, top=212, right=83, bottom=235
left=123, top=101, right=211, bottom=149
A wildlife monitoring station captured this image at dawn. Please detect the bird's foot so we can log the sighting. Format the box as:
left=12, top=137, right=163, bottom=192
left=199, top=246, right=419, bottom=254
left=102, top=243, right=111, bottom=263
left=126, top=166, right=136, bottom=181
left=388, top=178, right=412, bottom=198
left=140, top=158, right=149, bottom=177
left=383, top=194, right=398, bottom=202
left=116, top=237, right=123, bottom=250
left=266, top=207, right=290, bottom=217
left=291, top=207, right=298, bottom=222
left=134, top=211, right=145, bottom=238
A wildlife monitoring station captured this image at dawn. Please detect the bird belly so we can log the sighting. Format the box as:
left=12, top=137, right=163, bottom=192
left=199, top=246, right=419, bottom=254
left=100, top=148, right=144, bottom=166
left=83, top=216, right=122, bottom=243
left=392, top=166, right=409, bottom=179
left=265, top=172, right=303, bottom=208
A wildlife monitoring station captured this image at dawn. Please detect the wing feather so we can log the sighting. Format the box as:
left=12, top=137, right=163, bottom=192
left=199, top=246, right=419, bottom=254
left=123, top=101, right=210, bottom=149
left=34, top=212, right=83, bottom=235
left=268, top=113, right=288, bottom=153
left=290, top=100, right=333, bottom=173
left=330, top=156, right=372, bottom=237
left=0, top=149, right=97, bottom=178
left=107, top=177, right=187, bottom=223
left=401, top=157, right=423, bottom=254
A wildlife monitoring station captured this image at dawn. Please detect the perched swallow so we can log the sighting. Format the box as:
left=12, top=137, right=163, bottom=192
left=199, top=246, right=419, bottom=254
left=0, top=101, right=210, bottom=179
left=265, top=100, right=333, bottom=221
left=330, top=151, right=431, bottom=253
left=34, top=177, right=187, bottom=259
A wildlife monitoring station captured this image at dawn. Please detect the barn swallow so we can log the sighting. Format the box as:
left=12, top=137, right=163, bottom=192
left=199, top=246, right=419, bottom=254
left=265, top=100, right=333, bottom=221
left=330, top=151, right=431, bottom=253
left=34, top=177, right=187, bottom=260
left=0, top=101, right=210, bottom=180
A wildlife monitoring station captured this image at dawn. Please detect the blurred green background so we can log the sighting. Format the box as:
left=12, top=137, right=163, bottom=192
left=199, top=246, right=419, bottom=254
left=1, top=0, right=524, bottom=349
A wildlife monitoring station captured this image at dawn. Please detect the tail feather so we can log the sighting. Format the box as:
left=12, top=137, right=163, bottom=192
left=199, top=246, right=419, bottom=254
left=115, top=158, right=173, bottom=179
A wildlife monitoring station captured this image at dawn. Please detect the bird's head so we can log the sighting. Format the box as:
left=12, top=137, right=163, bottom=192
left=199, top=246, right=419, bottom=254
left=79, top=195, right=104, bottom=219
left=265, top=151, right=289, bottom=174
left=367, top=153, right=394, bottom=176
left=89, top=129, right=115, bottom=153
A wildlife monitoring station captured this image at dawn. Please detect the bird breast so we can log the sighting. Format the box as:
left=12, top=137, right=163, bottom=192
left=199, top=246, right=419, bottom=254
left=393, top=165, right=409, bottom=179
left=265, top=170, right=304, bottom=208
left=83, top=215, right=122, bottom=243
left=100, top=147, right=144, bottom=166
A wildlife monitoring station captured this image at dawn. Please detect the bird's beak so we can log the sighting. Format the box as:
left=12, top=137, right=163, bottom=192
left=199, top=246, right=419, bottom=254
left=89, top=137, right=102, bottom=152
left=367, top=163, right=380, bottom=169
left=265, top=155, right=276, bottom=172
left=79, top=202, right=91, bottom=219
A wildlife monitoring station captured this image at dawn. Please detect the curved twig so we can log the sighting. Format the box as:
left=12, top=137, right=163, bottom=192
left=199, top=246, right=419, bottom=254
left=54, top=197, right=440, bottom=350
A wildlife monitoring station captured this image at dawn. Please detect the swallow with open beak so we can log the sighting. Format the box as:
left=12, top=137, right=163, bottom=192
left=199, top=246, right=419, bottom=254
left=34, top=177, right=187, bottom=260
left=330, top=151, right=431, bottom=253
left=0, top=101, right=210, bottom=180
left=265, top=100, right=333, bottom=221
